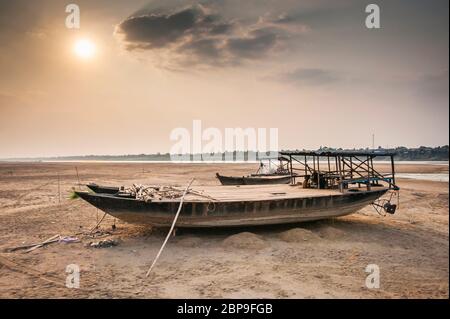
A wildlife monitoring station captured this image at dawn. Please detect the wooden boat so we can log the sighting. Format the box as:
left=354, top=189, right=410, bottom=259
left=216, top=173, right=291, bottom=185
left=75, top=184, right=389, bottom=228
left=86, top=183, right=119, bottom=195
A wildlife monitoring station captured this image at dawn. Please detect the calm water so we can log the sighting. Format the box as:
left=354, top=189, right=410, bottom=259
left=24, top=160, right=450, bottom=165
left=396, top=173, right=449, bottom=182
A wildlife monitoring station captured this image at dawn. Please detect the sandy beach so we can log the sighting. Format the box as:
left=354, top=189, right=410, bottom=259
left=0, top=162, right=448, bottom=298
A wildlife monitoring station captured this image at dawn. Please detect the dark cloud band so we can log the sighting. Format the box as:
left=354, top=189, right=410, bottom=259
left=115, top=1, right=306, bottom=68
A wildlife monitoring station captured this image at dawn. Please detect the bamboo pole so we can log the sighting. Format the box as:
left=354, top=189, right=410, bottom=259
left=337, top=156, right=343, bottom=192
left=146, top=178, right=195, bottom=277
left=317, top=156, right=320, bottom=189
left=25, top=234, right=60, bottom=253
left=390, top=155, right=396, bottom=188
left=57, top=173, right=61, bottom=205
left=75, top=166, right=81, bottom=189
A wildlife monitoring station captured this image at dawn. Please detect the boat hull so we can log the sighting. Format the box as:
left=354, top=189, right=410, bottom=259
left=76, top=188, right=387, bottom=228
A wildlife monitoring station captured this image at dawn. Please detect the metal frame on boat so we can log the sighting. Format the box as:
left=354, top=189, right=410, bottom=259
left=279, top=150, right=399, bottom=191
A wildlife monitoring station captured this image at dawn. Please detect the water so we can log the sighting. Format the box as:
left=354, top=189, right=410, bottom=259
left=396, top=173, right=449, bottom=182
left=11, top=159, right=448, bottom=165
left=376, top=161, right=448, bottom=166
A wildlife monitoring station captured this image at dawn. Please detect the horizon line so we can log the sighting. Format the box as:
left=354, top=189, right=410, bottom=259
left=1, top=145, right=448, bottom=161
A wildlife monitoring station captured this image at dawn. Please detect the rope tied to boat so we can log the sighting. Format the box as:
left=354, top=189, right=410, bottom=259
left=145, top=178, right=195, bottom=277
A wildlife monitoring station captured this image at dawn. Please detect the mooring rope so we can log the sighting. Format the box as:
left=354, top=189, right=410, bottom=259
left=145, top=178, right=195, bottom=277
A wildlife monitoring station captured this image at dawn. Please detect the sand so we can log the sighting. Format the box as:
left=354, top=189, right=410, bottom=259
left=314, top=225, right=347, bottom=240
left=0, top=161, right=448, bottom=298
left=279, top=228, right=319, bottom=242
left=222, top=232, right=267, bottom=250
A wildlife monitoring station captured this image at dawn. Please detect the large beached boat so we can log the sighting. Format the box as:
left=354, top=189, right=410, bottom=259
left=76, top=151, right=400, bottom=228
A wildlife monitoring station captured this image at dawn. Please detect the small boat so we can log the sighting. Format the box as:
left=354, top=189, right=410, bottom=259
left=216, top=173, right=291, bottom=185
left=86, top=183, right=119, bottom=195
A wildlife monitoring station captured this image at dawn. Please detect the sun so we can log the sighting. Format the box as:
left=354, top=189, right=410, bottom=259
left=74, top=38, right=96, bottom=59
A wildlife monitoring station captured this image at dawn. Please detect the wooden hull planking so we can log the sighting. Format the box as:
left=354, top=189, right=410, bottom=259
left=76, top=187, right=387, bottom=228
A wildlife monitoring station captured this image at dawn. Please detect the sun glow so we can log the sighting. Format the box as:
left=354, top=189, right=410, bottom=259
left=74, top=38, right=96, bottom=59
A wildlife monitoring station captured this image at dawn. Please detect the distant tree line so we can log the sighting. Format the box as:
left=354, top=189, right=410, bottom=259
left=391, top=145, right=449, bottom=160
left=314, top=145, right=449, bottom=161
left=37, top=145, right=448, bottom=162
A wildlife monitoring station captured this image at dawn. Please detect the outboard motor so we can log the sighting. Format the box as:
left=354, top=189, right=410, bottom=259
left=372, top=190, right=399, bottom=215
left=383, top=202, right=397, bottom=214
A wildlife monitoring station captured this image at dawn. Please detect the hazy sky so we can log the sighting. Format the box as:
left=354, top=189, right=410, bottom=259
left=0, top=0, right=448, bottom=157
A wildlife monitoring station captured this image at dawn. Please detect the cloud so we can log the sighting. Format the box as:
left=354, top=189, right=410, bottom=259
left=0, top=1, right=45, bottom=41
left=226, top=31, right=277, bottom=59
left=115, top=1, right=309, bottom=68
left=277, top=68, right=340, bottom=86
left=118, top=7, right=202, bottom=49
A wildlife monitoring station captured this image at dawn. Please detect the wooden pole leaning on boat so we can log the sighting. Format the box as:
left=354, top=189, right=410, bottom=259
left=145, top=178, right=195, bottom=277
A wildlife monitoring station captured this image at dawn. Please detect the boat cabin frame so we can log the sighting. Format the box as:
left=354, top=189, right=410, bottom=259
left=279, top=151, right=399, bottom=192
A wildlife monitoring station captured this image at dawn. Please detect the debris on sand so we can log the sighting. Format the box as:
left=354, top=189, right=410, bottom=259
left=87, top=239, right=120, bottom=248
left=279, top=228, right=320, bottom=242
left=5, top=234, right=60, bottom=253
left=85, top=229, right=113, bottom=239
left=315, top=225, right=346, bottom=239
left=59, top=236, right=80, bottom=244
left=222, top=232, right=267, bottom=250
left=5, top=234, right=81, bottom=253
left=177, top=236, right=203, bottom=248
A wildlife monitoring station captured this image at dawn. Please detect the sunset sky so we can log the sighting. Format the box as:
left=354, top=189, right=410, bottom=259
left=0, top=0, right=448, bottom=158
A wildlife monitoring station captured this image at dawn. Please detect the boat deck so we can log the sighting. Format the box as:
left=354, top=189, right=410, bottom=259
left=175, top=184, right=383, bottom=202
